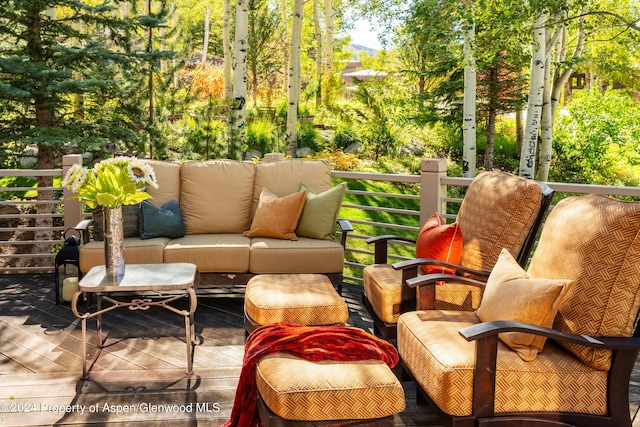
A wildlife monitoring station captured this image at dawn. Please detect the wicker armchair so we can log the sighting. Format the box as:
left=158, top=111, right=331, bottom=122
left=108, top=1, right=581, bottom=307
left=399, top=194, right=640, bottom=427
left=363, top=171, right=554, bottom=339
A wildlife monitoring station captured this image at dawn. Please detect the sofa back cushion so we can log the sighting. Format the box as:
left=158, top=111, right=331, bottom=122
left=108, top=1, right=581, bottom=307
left=145, top=160, right=182, bottom=207
left=528, top=194, right=640, bottom=371
left=253, top=159, right=332, bottom=215
left=181, top=160, right=257, bottom=234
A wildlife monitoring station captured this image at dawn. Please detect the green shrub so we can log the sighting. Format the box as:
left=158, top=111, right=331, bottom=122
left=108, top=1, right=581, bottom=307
left=332, top=126, right=361, bottom=151
left=297, top=121, right=323, bottom=151
left=246, top=119, right=278, bottom=154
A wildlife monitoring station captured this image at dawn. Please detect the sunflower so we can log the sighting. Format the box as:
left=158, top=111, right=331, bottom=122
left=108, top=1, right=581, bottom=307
left=128, top=159, right=159, bottom=189
left=61, top=163, right=88, bottom=193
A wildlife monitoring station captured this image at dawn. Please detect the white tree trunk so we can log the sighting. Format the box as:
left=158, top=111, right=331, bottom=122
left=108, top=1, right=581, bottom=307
left=537, top=48, right=552, bottom=181
left=313, top=0, right=323, bottom=108
left=223, top=0, right=233, bottom=100
left=281, top=0, right=289, bottom=96
left=232, top=0, right=249, bottom=156
left=462, top=6, right=476, bottom=178
left=519, top=15, right=546, bottom=179
left=323, top=0, right=333, bottom=104
left=550, top=6, right=587, bottom=124
left=286, top=0, right=304, bottom=156
left=202, top=5, right=211, bottom=65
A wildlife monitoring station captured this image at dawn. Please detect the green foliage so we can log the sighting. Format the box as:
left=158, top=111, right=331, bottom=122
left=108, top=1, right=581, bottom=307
left=332, top=125, right=362, bottom=151
left=246, top=119, right=278, bottom=153
left=551, top=90, right=640, bottom=186
left=296, top=121, right=323, bottom=151
left=0, top=0, right=174, bottom=166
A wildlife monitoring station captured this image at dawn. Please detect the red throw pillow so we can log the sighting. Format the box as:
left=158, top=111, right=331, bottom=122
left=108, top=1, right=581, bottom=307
left=415, top=212, right=463, bottom=274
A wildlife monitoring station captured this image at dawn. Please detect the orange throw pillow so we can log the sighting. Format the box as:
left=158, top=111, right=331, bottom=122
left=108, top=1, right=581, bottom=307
left=243, top=188, right=309, bottom=240
left=415, top=212, right=463, bottom=274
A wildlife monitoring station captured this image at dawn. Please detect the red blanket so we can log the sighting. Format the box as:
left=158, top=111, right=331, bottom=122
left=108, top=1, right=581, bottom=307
left=220, top=323, right=400, bottom=427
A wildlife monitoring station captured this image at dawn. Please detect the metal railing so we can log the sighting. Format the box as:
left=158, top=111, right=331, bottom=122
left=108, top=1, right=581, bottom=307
left=1, top=156, right=640, bottom=279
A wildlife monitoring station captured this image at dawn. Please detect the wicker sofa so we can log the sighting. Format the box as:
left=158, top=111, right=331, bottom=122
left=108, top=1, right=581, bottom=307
left=77, top=158, right=350, bottom=291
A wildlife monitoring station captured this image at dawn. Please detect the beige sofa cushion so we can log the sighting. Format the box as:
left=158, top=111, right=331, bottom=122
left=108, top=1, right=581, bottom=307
left=163, top=234, right=251, bottom=273
left=256, top=353, right=405, bottom=421
left=253, top=159, right=332, bottom=214
left=79, top=237, right=169, bottom=273
left=249, top=237, right=344, bottom=274
left=180, top=160, right=256, bottom=234
left=145, top=160, right=182, bottom=207
left=398, top=310, right=608, bottom=417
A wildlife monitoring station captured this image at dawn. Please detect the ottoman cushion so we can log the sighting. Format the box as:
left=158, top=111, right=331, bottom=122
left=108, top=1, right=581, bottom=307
left=256, top=352, right=406, bottom=421
left=245, top=274, right=348, bottom=326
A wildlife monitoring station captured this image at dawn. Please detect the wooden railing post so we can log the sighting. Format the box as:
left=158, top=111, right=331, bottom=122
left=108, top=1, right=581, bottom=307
left=62, top=154, right=83, bottom=235
left=420, top=158, right=448, bottom=226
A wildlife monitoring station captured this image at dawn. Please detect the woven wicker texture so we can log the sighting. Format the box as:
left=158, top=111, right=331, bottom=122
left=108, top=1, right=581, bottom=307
left=528, top=194, right=640, bottom=371
left=457, top=171, right=543, bottom=271
left=256, top=353, right=406, bottom=421
left=363, top=264, right=482, bottom=324
left=398, top=310, right=608, bottom=417
left=245, top=274, right=348, bottom=326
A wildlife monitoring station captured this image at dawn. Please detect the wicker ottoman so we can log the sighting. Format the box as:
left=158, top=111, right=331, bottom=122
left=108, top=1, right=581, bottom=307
left=244, top=274, right=349, bottom=333
left=256, top=352, right=406, bottom=426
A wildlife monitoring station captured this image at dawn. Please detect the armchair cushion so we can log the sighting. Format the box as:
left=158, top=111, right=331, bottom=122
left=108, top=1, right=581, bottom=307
left=456, top=171, right=543, bottom=271
left=243, top=188, right=308, bottom=241
left=296, top=182, right=347, bottom=240
left=528, top=194, right=640, bottom=370
left=415, top=212, right=463, bottom=274
left=476, top=249, right=573, bottom=361
left=397, top=310, right=607, bottom=417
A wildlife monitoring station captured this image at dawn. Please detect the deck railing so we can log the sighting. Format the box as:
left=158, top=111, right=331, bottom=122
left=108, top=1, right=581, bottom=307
left=1, top=156, right=640, bottom=280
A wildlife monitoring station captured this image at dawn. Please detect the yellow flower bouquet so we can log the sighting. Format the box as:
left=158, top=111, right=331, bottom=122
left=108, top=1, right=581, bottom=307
left=62, top=157, right=158, bottom=209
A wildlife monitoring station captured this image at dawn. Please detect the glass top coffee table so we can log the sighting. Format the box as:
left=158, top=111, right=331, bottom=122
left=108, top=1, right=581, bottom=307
left=71, top=263, right=199, bottom=378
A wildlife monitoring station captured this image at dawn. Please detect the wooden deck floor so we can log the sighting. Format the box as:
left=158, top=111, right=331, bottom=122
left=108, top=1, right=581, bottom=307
left=0, top=273, right=639, bottom=426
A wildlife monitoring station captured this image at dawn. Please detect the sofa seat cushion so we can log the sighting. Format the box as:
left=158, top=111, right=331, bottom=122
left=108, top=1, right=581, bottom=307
left=397, top=310, right=608, bottom=417
left=163, top=234, right=251, bottom=273
left=363, top=264, right=482, bottom=324
left=79, top=237, right=169, bottom=273
left=245, top=274, right=348, bottom=326
left=249, top=237, right=344, bottom=274
left=256, top=352, right=406, bottom=421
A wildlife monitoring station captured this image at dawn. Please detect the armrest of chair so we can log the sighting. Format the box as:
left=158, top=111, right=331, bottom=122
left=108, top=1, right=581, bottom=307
left=393, top=258, right=490, bottom=281
left=74, top=219, right=94, bottom=244
left=336, top=219, right=353, bottom=248
left=460, top=320, right=640, bottom=350
left=366, top=235, right=417, bottom=264
left=404, top=273, right=488, bottom=310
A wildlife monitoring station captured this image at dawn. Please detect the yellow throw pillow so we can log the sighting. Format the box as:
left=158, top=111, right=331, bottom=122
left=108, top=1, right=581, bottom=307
left=243, top=188, right=309, bottom=240
left=476, top=248, right=573, bottom=361
left=296, top=182, right=347, bottom=240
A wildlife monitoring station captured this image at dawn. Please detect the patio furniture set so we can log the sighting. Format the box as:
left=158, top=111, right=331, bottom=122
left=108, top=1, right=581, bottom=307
left=69, top=159, right=640, bottom=427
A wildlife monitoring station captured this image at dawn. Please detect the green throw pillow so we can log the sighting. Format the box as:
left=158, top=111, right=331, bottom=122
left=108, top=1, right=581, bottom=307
left=140, top=199, right=185, bottom=239
left=295, top=182, right=347, bottom=240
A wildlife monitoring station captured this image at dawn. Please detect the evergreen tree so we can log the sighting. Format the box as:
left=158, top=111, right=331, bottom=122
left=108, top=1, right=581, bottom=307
left=0, top=0, right=171, bottom=262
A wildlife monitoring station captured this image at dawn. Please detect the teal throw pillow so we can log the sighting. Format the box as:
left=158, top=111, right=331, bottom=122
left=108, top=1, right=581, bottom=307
left=295, top=182, right=347, bottom=240
left=140, top=199, right=185, bottom=239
